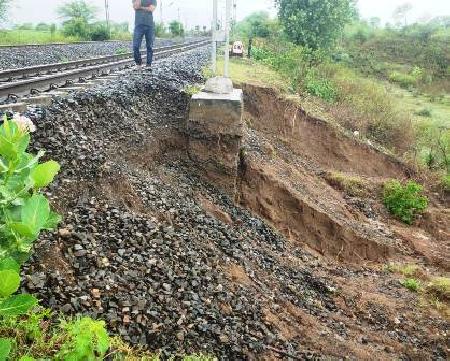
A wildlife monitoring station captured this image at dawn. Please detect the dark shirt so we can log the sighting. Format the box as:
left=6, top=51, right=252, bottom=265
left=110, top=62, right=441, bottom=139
left=133, top=0, right=157, bottom=27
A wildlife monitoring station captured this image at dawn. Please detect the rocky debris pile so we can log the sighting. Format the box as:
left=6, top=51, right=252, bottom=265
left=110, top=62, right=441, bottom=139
left=0, top=37, right=197, bottom=70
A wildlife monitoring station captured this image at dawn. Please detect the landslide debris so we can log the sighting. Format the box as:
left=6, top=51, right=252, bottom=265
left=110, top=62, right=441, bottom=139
left=19, top=48, right=449, bottom=360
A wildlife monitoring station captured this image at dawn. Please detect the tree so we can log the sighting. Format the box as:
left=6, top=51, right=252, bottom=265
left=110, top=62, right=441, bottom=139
left=169, top=21, right=184, bottom=37
left=57, top=0, right=98, bottom=39
left=0, top=0, right=11, bottom=21
left=393, top=2, right=413, bottom=27
left=236, top=11, right=274, bottom=39
left=57, top=0, right=97, bottom=23
left=275, top=0, right=357, bottom=49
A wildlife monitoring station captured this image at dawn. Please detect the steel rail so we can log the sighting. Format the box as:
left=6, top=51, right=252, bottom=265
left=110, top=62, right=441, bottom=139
left=0, top=40, right=209, bottom=100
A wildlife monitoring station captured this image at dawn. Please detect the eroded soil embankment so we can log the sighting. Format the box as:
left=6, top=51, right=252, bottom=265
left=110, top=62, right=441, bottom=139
left=24, top=50, right=448, bottom=359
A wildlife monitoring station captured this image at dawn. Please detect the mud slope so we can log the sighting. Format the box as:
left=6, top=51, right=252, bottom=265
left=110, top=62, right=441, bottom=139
left=20, top=49, right=449, bottom=360
left=238, top=83, right=449, bottom=267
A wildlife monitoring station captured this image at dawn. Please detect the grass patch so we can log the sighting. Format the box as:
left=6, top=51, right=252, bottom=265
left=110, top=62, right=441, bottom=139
left=215, top=58, right=289, bottom=92
left=426, top=277, right=450, bottom=302
left=401, top=278, right=421, bottom=292
left=0, top=30, right=80, bottom=45
left=325, top=172, right=369, bottom=197
left=386, top=263, right=422, bottom=278
left=184, top=84, right=202, bottom=96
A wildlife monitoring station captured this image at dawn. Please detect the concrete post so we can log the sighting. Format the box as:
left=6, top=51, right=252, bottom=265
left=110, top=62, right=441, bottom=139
left=212, top=0, right=218, bottom=75
left=224, top=0, right=231, bottom=77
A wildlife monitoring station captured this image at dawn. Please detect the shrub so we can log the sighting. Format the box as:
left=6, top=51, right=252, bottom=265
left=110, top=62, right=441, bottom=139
left=305, top=72, right=337, bottom=102
left=415, top=108, right=432, bottom=117
left=401, top=278, right=421, bottom=292
left=89, top=24, right=110, bottom=41
left=388, top=71, right=417, bottom=89
left=441, top=174, right=450, bottom=192
left=383, top=180, right=428, bottom=224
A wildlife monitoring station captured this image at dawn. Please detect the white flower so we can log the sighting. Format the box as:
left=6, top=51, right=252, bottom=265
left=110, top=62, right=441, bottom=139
left=12, top=114, right=36, bottom=133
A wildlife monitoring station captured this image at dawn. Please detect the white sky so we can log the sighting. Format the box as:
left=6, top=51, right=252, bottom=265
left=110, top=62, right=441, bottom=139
left=5, top=0, right=450, bottom=29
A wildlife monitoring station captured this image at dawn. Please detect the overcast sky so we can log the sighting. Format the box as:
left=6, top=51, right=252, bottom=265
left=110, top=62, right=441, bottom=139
left=6, top=0, right=450, bottom=29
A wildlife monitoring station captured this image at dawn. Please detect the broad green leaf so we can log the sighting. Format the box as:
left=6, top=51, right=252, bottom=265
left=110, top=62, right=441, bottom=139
left=43, top=211, right=62, bottom=230
left=0, top=338, right=11, bottom=361
left=0, top=158, right=8, bottom=173
left=15, top=150, right=45, bottom=172
left=0, top=258, right=20, bottom=273
left=9, top=222, right=36, bottom=238
left=20, top=194, right=50, bottom=236
left=30, top=161, right=60, bottom=189
left=0, top=269, right=20, bottom=297
left=0, top=294, right=37, bottom=315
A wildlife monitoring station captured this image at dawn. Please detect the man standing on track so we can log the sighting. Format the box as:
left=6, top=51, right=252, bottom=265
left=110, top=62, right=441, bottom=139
left=132, top=0, right=157, bottom=69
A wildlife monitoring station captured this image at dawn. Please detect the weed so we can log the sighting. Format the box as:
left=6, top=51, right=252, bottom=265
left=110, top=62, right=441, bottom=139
left=426, top=277, right=450, bottom=302
left=326, top=172, right=368, bottom=197
left=386, top=263, right=421, bottom=278
left=383, top=180, right=428, bottom=224
left=389, top=71, right=417, bottom=89
left=184, top=84, right=202, bottom=96
left=415, top=108, right=432, bottom=117
left=57, top=317, right=109, bottom=360
left=305, top=72, right=337, bottom=102
left=401, top=278, right=421, bottom=292
left=441, top=174, right=450, bottom=192
left=116, top=48, right=129, bottom=55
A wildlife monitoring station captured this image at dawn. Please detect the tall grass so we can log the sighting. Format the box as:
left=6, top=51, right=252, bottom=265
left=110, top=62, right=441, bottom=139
left=0, top=30, right=80, bottom=45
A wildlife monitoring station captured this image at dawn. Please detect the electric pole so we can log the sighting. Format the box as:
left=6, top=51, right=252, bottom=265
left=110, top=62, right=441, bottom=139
left=104, top=0, right=110, bottom=37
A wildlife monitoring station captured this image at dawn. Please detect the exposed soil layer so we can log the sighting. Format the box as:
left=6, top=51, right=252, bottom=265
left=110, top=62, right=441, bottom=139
left=18, top=49, right=449, bottom=360
left=239, top=84, right=450, bottom=267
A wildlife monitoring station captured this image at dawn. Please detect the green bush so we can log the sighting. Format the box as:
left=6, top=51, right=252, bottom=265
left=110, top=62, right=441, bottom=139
left=383, top=180, right=428, bottom=224
left=89, top=24, right=110, bottom=41
left=305, top=71, right=337, bottom=102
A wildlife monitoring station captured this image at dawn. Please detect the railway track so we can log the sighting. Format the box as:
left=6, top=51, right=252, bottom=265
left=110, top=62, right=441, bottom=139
left=0, top=39, right=209, bottom=104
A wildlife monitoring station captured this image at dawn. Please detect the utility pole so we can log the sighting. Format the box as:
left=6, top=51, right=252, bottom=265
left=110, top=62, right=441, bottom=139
left=212, top=0, right=218, bottom=74
left=224, top=0, right=231, bottom=77
left=104, top=0, right=110, bottom=37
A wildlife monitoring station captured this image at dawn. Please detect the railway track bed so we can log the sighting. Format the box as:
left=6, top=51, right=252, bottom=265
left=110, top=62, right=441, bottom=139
left=0, top=39, right=209, bottom=109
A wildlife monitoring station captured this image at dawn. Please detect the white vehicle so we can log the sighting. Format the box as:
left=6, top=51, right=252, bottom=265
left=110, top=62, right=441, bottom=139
left=229, top=41, right=244, bottom=57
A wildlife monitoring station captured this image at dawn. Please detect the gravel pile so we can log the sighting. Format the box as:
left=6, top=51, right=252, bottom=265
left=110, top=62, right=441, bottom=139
left=0, top=38, right=197, bottom=70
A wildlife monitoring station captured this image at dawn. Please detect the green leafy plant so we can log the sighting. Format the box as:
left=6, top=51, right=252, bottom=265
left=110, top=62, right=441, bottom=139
left=57, top=317, right=109, bottom=360
left=383, top=180, right=428, bottom=224
left=0, top=114, right=61, bottom=360
left=401, top=278, right=421, bottom=292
